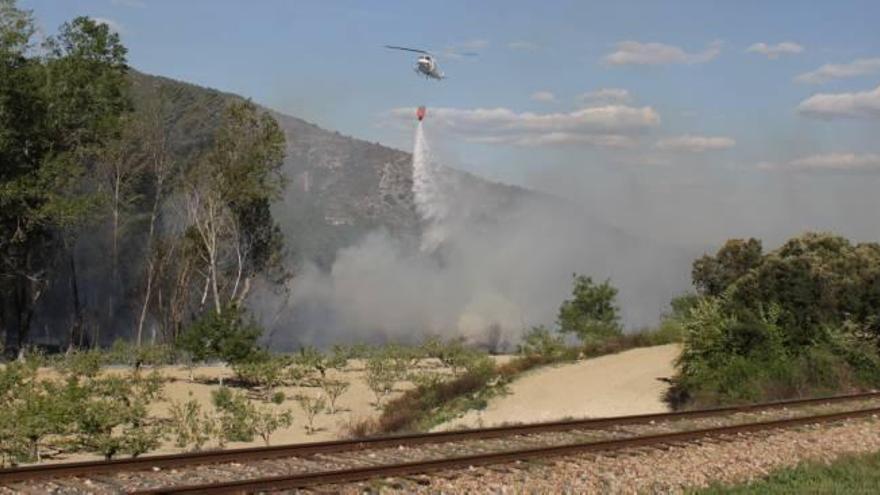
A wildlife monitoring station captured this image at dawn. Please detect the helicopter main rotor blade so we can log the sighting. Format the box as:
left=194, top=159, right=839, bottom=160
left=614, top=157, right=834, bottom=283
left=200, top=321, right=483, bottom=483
left=385, top=45, right=431, bottom=55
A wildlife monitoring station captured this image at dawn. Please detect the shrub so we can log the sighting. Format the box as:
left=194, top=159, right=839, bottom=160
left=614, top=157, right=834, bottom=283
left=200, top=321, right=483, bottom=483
left=1, top=362, right=73, bottom=464
left=518, top=326, right=567, bottom=360
left=295, top=393, right=325, bottom=435
left=331, top=343, right=373, bottom=360
left=177, top=305, right=262, bottom=365
left=375, top=366, right=497, bottom=434
left=293, top=346, right=330, bottom=379
left=320, top=378, right=349, bottom=414
left=668, top=296, right=880, bottom=408
left=425, top=338, right=486, bottom=376
left=55, top=349, right=104, bottom=379
left=211, top=387, right=256, bottom=445
left=252, top=406, right=293, bottom=446
left=74, top=371, right=165, bottom=460
left=167, top=394, right=216, bottom=451
left=557, top=274, right=623, bottom=344
left=231, top=356, right=288, bottom=400
left=365, top=350, right=405, bottom=408
left=108, top=340, right=176, bottom=370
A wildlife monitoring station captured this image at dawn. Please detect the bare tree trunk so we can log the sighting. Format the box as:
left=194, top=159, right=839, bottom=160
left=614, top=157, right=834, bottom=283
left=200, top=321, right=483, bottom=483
left=210, top=250, right=221, bottom=314
left=135, top=96, right=171, bottom=346
left=136, top=183, right=161, bottom=346
left=68, top=252, right=83, bottom=352
left=109, top=165, right=121, bottom=324
left=135, top=259, right=153, bottom=346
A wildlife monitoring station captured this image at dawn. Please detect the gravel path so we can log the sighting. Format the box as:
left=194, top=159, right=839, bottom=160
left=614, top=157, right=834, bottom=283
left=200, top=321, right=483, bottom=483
left=338, top=415, right=880, bottom=494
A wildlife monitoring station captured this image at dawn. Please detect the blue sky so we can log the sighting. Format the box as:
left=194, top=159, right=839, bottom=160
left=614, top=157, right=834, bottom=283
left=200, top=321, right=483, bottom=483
left=23, top=0, right=880, bottom=245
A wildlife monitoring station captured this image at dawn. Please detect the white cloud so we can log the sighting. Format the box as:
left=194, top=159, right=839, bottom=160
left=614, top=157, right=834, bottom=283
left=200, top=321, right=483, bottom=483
left=746, top=41, right=803, bottom=59
left=762, top=153, right=880, bottom=172
left=442, top=39, right=488, bottom=59
left=390, top=105, right=660, bottom=148
left=655, top=134, right=736, bottom=152
left=577, top=88, right=633, bottom=105
left=470, top=133, right=637, bottom=148
left=797, top=84, right=880, bottom=119
left=508, top=41, right=538, bottom=51
left=92, top=17, right=124, bottom=34
left=795, top=58, right=880, bottom=84
left=530, top=91, right=556, bottom=103
left=604, top=40, right=721, bottom=66
left=111, top=0, right=144, bottom=7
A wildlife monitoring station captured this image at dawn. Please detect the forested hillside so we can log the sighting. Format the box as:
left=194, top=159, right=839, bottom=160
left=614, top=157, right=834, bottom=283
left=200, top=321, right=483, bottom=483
left=0, top=11, right=558, bottom=353
left=0, top=11, right=289, bottom=353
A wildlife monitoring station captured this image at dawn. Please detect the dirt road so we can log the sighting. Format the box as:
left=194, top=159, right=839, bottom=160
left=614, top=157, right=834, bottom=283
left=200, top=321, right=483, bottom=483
left=439, top=344, right=680, bottom=429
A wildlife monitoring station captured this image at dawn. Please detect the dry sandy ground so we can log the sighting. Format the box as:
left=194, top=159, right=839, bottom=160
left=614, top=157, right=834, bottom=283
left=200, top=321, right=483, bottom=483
left=26, top=346, right=677, bottom=464
left=437, top=344, right=681, bottom=430
left=33, top=362, right=399, bottom=464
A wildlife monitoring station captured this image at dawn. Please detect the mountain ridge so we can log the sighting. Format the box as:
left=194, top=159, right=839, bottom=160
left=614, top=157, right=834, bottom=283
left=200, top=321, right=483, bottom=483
left=129, top=69, right=589, bottom=267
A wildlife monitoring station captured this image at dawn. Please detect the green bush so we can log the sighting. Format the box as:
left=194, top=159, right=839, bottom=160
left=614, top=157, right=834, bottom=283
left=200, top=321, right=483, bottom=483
left=320, top=378, right=350, bottom=414
left=73, top=371, right=165, bottom=460
left=177, top=305, right=263, bottom=365
left=294, top=393, right=325, bottom=434
left=55, top=349, right=105, bottom=379
left=291, top=346, right=347, bottom=380
left=252, top=405, right=293, bottom=445
left=518, top=326, right=567, bottom=360
left=108, top=340, right=176, bottom=370
left=231, top=356, right=289, bottom=400
left=211, top=387, right=256, bottom=445
left=669, top=295, right=880, bottom=408
left=557, top=274, right=623, bottom=344
left=365, top=350, right=405, bottom=408
left=423, top=338, right=486, bottom=376
left=167, top=394, right=216, bottom=451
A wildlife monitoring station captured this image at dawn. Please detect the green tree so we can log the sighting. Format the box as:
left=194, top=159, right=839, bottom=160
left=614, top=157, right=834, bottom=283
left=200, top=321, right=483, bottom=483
left=694, top=233, right=880, bottom=346
left=183, top=100, right=286, bottom=316
left=0, top=8, right=131, bottom=351
left=557, top=274, right=622, bottom=343
left=176, top=304, right=262, bottom=365
left=692, top=238, right=763, bottom=297
left=0, top=1, right=47, bottom=352
left=42, top=16, right=131, bottom=350
left=671, top=232, right=880, bottom=407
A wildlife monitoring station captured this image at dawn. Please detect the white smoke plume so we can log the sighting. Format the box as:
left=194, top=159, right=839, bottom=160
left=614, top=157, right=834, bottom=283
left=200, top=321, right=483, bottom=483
left=258, top=122, right=693, bottom=350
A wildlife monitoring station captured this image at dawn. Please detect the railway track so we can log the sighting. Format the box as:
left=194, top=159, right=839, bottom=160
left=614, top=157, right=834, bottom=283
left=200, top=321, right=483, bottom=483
left=2, top=391, right=879, bottom=494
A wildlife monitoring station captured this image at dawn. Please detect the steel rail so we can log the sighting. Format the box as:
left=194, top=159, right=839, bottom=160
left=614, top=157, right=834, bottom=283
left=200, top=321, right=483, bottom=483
left=0, top=390, right=878, bottom=485
left=136, top=405, right=880, bottom=494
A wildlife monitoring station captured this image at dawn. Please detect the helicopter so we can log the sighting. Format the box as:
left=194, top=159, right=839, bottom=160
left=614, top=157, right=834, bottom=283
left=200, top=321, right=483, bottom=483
left=385, top=45, right=477, bottom=80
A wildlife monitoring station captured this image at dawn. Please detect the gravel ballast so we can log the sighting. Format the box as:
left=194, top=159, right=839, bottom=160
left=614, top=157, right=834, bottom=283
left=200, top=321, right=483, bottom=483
left=344, top=416, right=880, bottom=494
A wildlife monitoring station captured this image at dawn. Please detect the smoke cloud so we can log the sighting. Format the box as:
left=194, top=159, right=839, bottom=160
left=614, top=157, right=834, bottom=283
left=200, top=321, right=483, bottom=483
left=260, top=123, right=692, bottom=349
